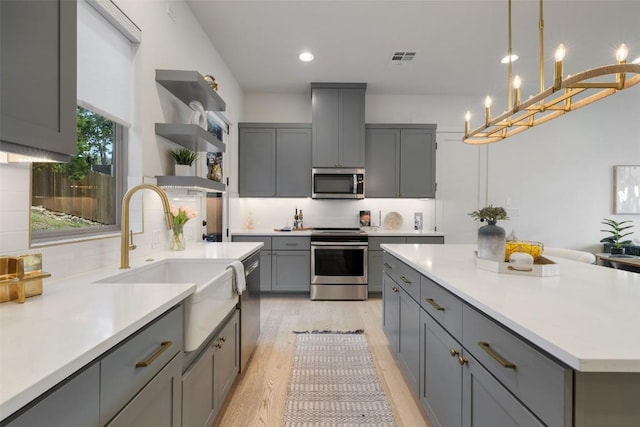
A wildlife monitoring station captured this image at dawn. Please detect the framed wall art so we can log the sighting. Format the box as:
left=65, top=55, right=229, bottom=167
left=614, top=165, right=640, bottom=214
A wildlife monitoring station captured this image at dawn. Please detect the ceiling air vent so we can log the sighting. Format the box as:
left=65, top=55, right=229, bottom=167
left=391, top=51, right=416, bottom=63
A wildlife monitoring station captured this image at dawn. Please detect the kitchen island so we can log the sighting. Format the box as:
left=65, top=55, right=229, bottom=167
left=381, top=243, right=640, bottom=427
left=0, top=242, right=262, bottom=424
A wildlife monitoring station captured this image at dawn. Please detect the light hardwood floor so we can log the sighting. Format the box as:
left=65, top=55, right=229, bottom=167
left=213, top=294, right=432, bottom=427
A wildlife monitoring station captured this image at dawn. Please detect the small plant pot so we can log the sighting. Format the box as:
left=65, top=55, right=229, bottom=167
left=610, top=247, right=626, bottom=256
left=174, top=164, right=193, bottom=176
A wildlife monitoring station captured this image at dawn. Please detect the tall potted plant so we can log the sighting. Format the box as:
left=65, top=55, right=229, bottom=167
left=170, top=148, right=199, bottom=176
left=469, top=205, right=510, bottom=261
left=600, top=219, right=634, bottom=255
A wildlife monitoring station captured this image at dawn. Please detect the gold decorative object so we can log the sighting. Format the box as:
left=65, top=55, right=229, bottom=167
left=463, top=0, right=640, bottom=144
left=203, top=74, right=218, bottom=91
left=0, top=254, right=51, bottom=304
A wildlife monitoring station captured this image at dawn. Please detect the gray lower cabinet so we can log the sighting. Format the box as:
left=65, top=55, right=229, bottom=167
left=181, top=310, right=239, bottom=427
left=0, top=0, right=77, bottom=159
left=2, top=363, right=100, bottom=427
left=239, top=124, right=311, bottom=197
left=106, top=354, right=182, bottom=427
left=311, top=84, right=366, bottom=168
left=383, top=253, right=572, bottom=427
left=2, top=305, right=184, bottom=427
left=383, top=271, right=420, bottom=395
left=369, top=236, right=444, bottom=292
left=232, top=235, right=310, bottom=292
left=365, top=125, right=437, bottom=198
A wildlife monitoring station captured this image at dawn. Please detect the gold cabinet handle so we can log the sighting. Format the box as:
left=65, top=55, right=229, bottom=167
left=449, top=348, right=460, bottom=357
left=478, top=342, right=516, bottom=369
left=458, top=356, right=468, bottom=366
left=383, top=263, right=393, bottom=269
left=426, top=298, right=445, bottom=311
left=391, top=286, right=399, bottom=293
left=220, top=336, right=227, bottom=342
left=400, top=275, right=411, bottom=284
left=136, top=341, right=172, bottom=368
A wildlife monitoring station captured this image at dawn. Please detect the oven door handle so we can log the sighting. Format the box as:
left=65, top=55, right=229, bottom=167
left=311, top=242, right=368, bottom=247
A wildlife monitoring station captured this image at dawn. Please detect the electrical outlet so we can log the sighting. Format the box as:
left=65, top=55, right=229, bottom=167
left=152, top=230, right=162, bottom=248
left=508, top=208, right=520, bottom=217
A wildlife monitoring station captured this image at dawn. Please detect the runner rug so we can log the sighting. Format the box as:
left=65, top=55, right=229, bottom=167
left=283, top=330, right=397, bottom=427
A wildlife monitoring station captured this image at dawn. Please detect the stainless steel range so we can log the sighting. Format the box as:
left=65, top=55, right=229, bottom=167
left=310, top=228, right=368, bottom=300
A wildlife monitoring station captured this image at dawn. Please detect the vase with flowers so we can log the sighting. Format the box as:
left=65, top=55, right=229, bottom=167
left=169, top=205, right=197, bottom=251
left=469, top=205, right=510, bottom=261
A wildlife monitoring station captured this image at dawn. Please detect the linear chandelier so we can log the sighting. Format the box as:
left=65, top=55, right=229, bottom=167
left=463, top=0, right=640, bottom=145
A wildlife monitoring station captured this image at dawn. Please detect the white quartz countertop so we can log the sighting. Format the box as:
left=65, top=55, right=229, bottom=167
left=381, top=244, right=640, bottom=372
left=0, top=242, right=262, bottom=421
left=231, top=229, right=445, bottom=237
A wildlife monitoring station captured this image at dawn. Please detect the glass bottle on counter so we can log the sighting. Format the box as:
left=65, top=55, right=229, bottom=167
left=299, top=210, right=303, bottom=229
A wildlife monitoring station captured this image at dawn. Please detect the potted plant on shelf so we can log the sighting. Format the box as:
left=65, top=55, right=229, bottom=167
left=469, top=205, right=510, bottom=261
left=600, top=219, right=634, bottom=255
left=170, top=148, right=199, bottom=176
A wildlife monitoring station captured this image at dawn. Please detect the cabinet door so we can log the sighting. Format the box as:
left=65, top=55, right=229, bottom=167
left=272, top=250, right=311, bottom=291
left=339, top=88, right=366, bottom=167
left=276, top=128, right=312, bottom=197
left=400, top=129, right=436, bottom=197
left=0, top=0, right=77, bottom=157
left=4, top=364, right=99, bottom=427
left=382, top=274, right=400, bottom=352
left=213, top=312, right=239, bottom=415
left=182, top=346, right=214, bottom=427
left=312, top=88, right=340, bottom=167
left=462, top=352, right=544, bottom=427
left=367, top=250, right=383, bottom=292
left=107, top=354, right=182, bottom=427
left=400, top=128, right=436, bottom=198
left=239, top=127, right=276, bottom=196
left=260, top=251, right=273, bottom=291
left=365, top=128, right=400, bottom=197
left=421, top=310, right=462, bottom=427
left=398, top=288, right=421, bottom=396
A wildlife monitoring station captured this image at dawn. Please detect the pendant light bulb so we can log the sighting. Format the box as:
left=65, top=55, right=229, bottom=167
left=484, top=96, right=493, bottom=108
left=616, top=44, right=628, bottom=62
left=555, top=44, right=566, bottom=62
left=513, top=75, right=522, bottom=89
left=465, top=111, right=471, bottom=121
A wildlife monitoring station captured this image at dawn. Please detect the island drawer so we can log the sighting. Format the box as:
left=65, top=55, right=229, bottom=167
left=396, top=261, right=421, bottom=302
left=420, top=275, right=463, bottom=341
left=462, top=305, right=572, bottom=427
left=382, top=252, right=399, bottom=278
left=100, top=304, right=183, bottom=425
left=272, top=236, right=310, bottom=250
left=232, top=235, right=272, bottom=250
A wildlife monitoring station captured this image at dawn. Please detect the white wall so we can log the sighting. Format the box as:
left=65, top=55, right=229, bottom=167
left=0, top=0, right=244, bottom=279
left=243, top=90, right=640, bottom=249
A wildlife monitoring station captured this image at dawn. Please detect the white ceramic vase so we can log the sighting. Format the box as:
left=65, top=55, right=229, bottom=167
left=174, top=164, right=193, bottom=176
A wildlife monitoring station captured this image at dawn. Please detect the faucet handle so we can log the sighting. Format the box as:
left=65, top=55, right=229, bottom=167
left=128, top=230, right=137, bottom=251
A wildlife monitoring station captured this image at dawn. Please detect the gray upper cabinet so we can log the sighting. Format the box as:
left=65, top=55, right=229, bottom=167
left=311, top=83, right=366, bottom=168
left=0, top=0, right=77, bottom=160
left=239, top=127, right=276, bottom=197
left=239, top=124, right=311, bottom=197
left=365, top=124, right=437, bottom=198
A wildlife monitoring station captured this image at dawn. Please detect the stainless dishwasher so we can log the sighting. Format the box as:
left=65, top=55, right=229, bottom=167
left=239, top=251, right=260, bottom=372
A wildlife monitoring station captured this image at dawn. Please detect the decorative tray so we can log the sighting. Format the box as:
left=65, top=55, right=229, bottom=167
left=476, top=254, right=560, bottom=277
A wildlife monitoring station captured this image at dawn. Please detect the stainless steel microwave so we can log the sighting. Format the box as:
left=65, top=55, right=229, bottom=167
left=312, top=168, right=365, bottom=199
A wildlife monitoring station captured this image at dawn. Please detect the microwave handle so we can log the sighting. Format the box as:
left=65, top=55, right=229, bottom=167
left=353, top=175, right=357, bottom=194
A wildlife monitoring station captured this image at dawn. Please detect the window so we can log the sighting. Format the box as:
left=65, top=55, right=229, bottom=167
left=29, top=0, right=139, bottom=243
left=31, top=107, right=125, bottom=241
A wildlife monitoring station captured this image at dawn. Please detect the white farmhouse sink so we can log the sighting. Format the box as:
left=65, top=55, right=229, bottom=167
left=96, top=259, right=237, bottom=351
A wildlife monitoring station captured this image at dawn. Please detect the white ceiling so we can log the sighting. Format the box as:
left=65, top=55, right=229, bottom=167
left=186, top=0, right=640, bottom=99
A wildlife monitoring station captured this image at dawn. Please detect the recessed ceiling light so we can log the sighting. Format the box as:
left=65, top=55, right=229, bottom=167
left=299, top=52, right=314, bottom=62
left=501, top=54, right=519, bottom=64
